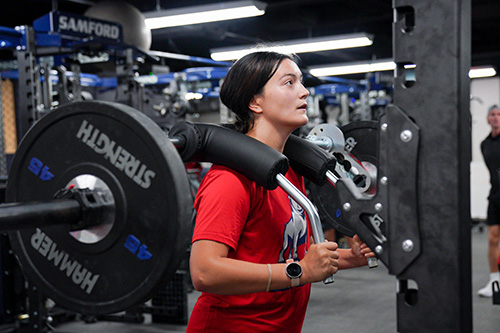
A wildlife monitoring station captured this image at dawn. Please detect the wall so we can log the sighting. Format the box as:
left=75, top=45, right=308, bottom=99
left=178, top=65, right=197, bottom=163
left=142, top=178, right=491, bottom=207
left=470, top=77, right=500, bottom=219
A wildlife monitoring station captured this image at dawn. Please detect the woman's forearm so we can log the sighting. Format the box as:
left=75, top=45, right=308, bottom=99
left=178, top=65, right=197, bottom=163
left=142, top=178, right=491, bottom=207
left=191, top=256, right=293, bottom=295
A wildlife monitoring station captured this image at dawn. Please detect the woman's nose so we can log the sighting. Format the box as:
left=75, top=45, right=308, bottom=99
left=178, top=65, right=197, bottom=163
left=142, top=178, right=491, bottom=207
left=300, top=85, right=310, bottom=98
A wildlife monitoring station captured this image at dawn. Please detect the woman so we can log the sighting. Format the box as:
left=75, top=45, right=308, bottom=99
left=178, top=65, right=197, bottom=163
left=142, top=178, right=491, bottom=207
left=187, top=51, right=373, bottom=332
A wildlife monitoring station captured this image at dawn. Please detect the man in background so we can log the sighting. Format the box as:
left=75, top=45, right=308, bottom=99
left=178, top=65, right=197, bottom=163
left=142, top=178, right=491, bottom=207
left=478, top=104, right=500, bottom=297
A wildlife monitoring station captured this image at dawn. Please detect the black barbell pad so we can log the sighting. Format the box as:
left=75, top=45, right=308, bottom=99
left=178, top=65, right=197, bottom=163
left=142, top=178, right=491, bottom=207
left=170, top=122, right=289, bottom=190
left=168, top=121, right=202, bottom=162
left=283, top=134, right=337, bottom=186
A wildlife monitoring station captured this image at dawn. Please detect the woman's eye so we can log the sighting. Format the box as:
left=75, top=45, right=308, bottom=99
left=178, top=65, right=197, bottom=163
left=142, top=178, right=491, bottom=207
left=285, top=80, right=293, bottom=85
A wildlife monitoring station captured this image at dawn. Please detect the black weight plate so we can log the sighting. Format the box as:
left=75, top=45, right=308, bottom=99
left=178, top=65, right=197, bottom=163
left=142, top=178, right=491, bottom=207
left=308, top=121, right=378, bottom=237
left=7, top=100, right=193, bottom=315
left=341, top=121, right=378, bottom=168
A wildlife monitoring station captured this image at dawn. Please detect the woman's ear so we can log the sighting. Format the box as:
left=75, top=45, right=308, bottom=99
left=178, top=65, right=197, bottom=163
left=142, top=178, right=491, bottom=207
left=249, top=96, right=263, bottom=114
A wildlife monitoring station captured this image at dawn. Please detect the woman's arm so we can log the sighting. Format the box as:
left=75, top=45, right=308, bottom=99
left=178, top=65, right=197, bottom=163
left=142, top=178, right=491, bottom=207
left=190, top=238, right=340, bottom=295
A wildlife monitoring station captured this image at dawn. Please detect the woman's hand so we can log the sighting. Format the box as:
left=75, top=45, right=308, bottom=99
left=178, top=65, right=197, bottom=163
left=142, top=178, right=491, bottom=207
left=348, top=234, right=376, bottom=267
left=299, top=236, right=339, bottom=284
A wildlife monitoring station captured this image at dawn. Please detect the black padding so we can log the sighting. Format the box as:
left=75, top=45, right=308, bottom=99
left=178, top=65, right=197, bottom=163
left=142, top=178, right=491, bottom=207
left=283, top=134, right=337, bottom=186
left=169, top=121, right=202, bottom=162
left=170, top=122, right=289, bottom=190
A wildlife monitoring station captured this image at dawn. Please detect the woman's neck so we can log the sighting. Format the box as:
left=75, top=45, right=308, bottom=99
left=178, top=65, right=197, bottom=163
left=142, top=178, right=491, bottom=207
left=246, top=122, right=292, bottom=153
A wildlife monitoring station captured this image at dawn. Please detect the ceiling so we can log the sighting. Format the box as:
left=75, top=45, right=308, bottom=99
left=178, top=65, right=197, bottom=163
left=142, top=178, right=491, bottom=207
left=1, top=0, right=499, bottom=77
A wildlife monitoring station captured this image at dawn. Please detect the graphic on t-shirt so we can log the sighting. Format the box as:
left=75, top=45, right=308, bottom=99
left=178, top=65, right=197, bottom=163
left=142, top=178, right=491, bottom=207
left=279, top=197, right=307, bottom=262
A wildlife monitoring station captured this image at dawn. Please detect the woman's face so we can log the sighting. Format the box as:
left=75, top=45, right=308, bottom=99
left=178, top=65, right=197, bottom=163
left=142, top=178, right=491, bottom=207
left=252, top=58, right=310, bottom=131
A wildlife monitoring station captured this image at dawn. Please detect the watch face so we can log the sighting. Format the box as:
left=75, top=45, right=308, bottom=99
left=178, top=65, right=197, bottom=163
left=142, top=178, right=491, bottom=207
left=286, top=262, right=302, bottom=278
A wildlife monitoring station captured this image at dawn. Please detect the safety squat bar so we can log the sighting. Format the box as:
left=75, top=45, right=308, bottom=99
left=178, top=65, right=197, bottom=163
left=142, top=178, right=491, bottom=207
left=170, top=121, right=380, bottom=283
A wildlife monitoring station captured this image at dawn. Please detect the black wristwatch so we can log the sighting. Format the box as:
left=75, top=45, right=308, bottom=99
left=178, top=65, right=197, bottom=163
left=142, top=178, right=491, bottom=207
left=285, top=259, right=303, bottom=287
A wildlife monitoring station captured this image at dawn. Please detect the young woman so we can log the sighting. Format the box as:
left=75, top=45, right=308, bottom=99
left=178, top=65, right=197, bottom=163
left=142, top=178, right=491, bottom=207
left=187, top=51, right=374, bottom=332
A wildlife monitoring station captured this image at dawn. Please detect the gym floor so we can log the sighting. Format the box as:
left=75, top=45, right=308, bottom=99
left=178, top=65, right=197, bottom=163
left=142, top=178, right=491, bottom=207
left=45, top=223, right=500, bottom=333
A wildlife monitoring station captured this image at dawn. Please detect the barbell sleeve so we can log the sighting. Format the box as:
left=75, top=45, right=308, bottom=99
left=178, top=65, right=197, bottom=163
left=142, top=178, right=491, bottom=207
left=168, top=135, right=186, bottom=149
left=0, top=199, right=81, bottom=232
left=326, top=170, right=339, bottom=186
left=304, top=136, right=334, bottom=151
left=0, top=188, right=112, bottom=233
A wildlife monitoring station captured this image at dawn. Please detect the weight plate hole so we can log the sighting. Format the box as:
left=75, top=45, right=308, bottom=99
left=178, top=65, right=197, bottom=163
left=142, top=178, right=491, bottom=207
left=66, top=174, right=115, bottom=244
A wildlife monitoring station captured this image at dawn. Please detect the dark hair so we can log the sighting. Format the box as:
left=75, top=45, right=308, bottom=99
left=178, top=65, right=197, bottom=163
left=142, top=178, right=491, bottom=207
left=220, top=51, right=298, bottom=133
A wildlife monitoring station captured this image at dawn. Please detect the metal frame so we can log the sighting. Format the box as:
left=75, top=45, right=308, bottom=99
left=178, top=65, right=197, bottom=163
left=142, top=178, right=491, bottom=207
left=336, top=0, right=471, bottom=331
left=392, top=0, right=471, bottom=331
left=15, top=26, right=39, bottom=140
left=0, top=79, right=7, bottom=177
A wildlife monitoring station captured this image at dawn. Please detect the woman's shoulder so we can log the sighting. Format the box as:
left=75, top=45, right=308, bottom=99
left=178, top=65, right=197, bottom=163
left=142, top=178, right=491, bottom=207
left=195, top=164, right=257, bottom=208
left=201, top=164, right=255, bottom=189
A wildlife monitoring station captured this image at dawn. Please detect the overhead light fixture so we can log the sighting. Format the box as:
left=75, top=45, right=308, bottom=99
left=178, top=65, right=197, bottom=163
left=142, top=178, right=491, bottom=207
left=469, top=67, right=496, bottom=79
left=310, top=61, right=497, bottom=79
left=309, top=59, right=394, bottom=76
left=144, top=1, right=266, bottom=30
left=210, top=33, right=374, bottom=61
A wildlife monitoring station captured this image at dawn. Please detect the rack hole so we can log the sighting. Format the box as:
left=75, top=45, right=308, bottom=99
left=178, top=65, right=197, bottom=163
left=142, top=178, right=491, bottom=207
left=395, top=6, right=415, bottom=33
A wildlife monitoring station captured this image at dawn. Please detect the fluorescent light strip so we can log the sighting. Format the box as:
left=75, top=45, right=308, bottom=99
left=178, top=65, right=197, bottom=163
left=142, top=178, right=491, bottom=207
left=211, top=37, right=373, bottom=61
left=310, top=60, right=395, bottom=76
left=144, top=2, right=265, bottom=29
left=311, top=61, right=497, bottom=79
left=469, top=67, right=496, bottom=79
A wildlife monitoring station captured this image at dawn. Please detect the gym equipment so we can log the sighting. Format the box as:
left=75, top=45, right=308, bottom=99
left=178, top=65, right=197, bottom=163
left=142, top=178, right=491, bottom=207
left=84, top=0, right=151, bottom=51
left=332, top=105, right=420, bottom=273
left=396, top=1, right=471, bottom=329
left=0, top=1, right=472, bottom=330
left=284, top=130, right=378, bottom=268
left=1, top=9, right=231, bottom=141
left=329, top=1, right=470, bottom=331
left=307, top=121, right=378, bottom=236
left=170, top=121, right=336, bottom=283
left=7, top=100, right=193, bottom=315
left=3, top=98, right=347, bottom=318
left=493, top=281, right=500, bottom=305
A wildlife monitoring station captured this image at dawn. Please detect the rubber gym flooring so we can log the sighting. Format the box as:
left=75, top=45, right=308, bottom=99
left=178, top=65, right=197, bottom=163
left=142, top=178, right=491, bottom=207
left=23, top=224, right=500, bottom=332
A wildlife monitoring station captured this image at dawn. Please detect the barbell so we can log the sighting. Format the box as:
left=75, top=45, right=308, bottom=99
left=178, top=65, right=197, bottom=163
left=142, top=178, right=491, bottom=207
left=3, top=100, right=374, bottom=315
left=7, top=100, right=193, bottom=315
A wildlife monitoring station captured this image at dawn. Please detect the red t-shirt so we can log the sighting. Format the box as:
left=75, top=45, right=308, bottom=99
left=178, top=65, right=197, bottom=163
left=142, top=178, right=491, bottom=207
left=187, top=165, right=311, bottom=333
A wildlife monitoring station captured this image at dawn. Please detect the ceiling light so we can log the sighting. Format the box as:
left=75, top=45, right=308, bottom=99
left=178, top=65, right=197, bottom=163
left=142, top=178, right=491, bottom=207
left=210, top=33, right=374, bottom=61
left=310, top=61, right=496, bottom=79
left=469, top=67, right=496, bottom=79
left=144, top=1, right=266, bottom=30
left=309, top=59, right=394, bottom=76
left=185, top=92, right=204, bottom=100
